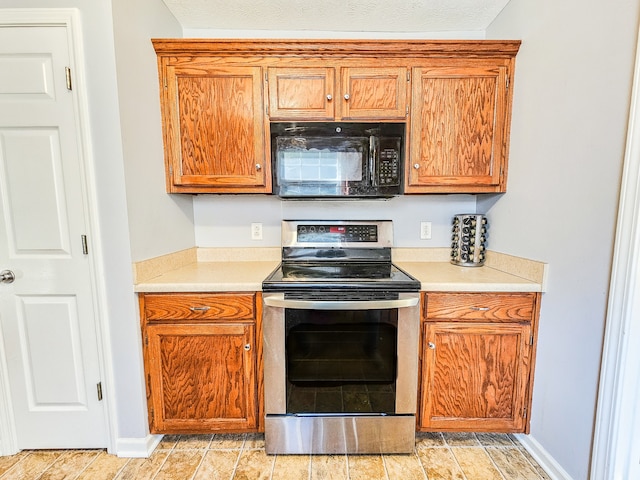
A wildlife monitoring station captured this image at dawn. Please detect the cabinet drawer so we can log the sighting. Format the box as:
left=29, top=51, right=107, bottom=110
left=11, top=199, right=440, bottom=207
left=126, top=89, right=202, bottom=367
left=143, top=293, right=255, bottom=321
left=424, top=292, right=535, bottom=321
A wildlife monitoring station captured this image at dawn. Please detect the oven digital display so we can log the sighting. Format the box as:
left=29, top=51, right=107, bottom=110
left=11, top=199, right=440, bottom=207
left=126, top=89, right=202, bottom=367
left=297, top=224, right=378, bottom=242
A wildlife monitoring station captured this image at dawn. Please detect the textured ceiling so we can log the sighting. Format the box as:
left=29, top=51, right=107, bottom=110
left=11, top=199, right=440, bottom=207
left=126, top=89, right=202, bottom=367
left=162, top=0, right=512, bottom=32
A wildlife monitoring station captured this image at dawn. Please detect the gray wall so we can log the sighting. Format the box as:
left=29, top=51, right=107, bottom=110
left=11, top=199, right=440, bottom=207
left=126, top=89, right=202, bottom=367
left=484, top=1, right=640, bottom=478
left=112, top=0, right=195, bottom=262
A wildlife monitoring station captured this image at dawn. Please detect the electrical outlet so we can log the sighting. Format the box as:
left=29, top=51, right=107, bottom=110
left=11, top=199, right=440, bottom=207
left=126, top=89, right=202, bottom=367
left=251, top=223, right=263, bottom=240
left=420, top=221, right=432, bottom=240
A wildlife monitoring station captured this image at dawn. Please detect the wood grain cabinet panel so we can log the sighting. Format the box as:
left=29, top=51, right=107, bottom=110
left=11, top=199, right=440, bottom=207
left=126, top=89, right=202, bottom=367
left=424, top=292, right=535, bottom=321
left=139, top=292, right=262, bottom=434
left=159, top=61, right=269, bottom=193
left=268, top=67, right=335, bottom=120
left=340, top=67, right=408, bottom=120
left=419, top=292, right=540, bottom=433
left=144, top=293, right=255, bottom=321
left=407, top=65, right=513, bottom=193
left=421, top=322, right=531, bottom=432
left=146, top=322, right=256, bottom=433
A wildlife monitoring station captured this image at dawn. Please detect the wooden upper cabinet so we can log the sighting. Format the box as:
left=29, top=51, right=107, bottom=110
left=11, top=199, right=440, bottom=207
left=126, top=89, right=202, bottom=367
left=267, top=66, right=408, bottom=121
left=407, top=64, right=512, bottom=193
left=341, top=67, right=408, bottom=120
left=153, top=39, right=520, bottom=194
left=268, top=67, right=335, bottom=120
left=160, top=61, right=269, bottom=193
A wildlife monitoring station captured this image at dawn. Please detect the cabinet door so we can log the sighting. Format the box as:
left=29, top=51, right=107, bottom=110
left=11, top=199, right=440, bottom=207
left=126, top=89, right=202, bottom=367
left=146, top=322, right=256, bottom=433
left=162, top=63, right=269, bottom=193
left=408, top=65, right=510, bottom=193
left=420, top=322, right=531, bottom=432
left=268, top=67, right=335, bottom=120
left=341, top=67, right=408, bottom=120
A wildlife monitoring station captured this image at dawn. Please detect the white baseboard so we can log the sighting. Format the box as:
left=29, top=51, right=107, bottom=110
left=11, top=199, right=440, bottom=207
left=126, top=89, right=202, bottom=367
left=514, top=434, right=574, bottom=480
left=114, top=434, right=163, bottom=458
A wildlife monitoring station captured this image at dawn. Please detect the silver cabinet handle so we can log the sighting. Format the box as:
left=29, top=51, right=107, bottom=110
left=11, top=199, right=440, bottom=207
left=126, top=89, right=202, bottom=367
left=326, top=94, right=333, bottom=101
left=413, top=163, right=420, bottom=169
left=344, top=94, right=350, bottom=100
left=0, top=270, right=15, bottom=284
left=428, top=342, right=436, bottom=350
left=470, top=306, right=490, bottom=311
left=189, top=306, right=210, bottom=312
left=256, top=164, right=262, bottom=171
left=244, top=344, right=251, bottom=351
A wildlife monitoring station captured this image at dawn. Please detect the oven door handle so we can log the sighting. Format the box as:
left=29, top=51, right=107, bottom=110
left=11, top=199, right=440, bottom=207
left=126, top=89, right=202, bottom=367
left=262, top=293, right=419, bottom=310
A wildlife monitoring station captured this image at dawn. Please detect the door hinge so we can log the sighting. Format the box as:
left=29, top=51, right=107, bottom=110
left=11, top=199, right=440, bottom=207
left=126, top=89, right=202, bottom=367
left=150, top=407, right=154, bottom=423
left=97, top=382, right=103, bottom=401
left=506, top=75, right=510, bottom=89
left=406, top=70, right=411, bottom=82
left=65, top=66, right=73, bottom=91
left=406, top=106, right=409, bottom=117
left=523, top=406, right=528, bottom=418
left=81, top=235, right=89, bottom=255
left=529, top=334, right=534, bottom=346
left=147, top=373, right=151, bottom=392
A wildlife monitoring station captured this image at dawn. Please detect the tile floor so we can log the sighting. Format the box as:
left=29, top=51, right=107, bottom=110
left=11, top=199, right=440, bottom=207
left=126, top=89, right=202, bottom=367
left=0, top=432, right=551, bottom=480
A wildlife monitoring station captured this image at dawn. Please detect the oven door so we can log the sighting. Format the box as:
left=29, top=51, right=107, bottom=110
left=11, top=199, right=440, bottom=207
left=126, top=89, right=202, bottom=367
left=273, top=135, right=371, bottom=197
left=262, top=293, right=420, bottom=454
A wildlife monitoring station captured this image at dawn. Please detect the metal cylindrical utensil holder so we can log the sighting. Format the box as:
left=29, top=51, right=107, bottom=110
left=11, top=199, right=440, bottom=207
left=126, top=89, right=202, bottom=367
left=451, top=214, right=488, bottom=267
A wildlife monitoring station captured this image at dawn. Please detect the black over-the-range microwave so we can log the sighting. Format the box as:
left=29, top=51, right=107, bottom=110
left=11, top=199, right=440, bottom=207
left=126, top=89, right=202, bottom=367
left=270, top=122, right=405, bottom=199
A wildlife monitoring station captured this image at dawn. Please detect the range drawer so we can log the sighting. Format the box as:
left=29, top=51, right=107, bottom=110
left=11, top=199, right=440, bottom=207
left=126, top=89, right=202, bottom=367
left=424, top=292, right=536, bottom=321
left=143, top=293, right=256, bottom=321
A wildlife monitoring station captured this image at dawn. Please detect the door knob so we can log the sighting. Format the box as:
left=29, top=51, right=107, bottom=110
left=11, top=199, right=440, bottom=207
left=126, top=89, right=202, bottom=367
left=0, top=270, right=15, bottom=284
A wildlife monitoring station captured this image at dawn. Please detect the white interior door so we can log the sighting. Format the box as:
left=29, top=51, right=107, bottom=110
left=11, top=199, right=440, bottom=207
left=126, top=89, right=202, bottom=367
left=0, top=24, right=107, bottom=449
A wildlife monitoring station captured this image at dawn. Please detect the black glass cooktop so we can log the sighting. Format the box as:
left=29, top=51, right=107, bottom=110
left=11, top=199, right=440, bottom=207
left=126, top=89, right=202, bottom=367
left=262, top=262, right=420, bottom=292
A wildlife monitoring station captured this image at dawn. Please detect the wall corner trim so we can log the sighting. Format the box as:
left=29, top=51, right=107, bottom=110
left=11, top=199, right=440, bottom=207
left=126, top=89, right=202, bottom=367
left=514, top=434, right=574, bottom=480
left=115, top=434, right=163, bottom=458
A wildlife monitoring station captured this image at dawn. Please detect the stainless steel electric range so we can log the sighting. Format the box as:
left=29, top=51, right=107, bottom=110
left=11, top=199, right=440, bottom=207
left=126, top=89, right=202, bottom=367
left=262, top=220, right=421, bottom=454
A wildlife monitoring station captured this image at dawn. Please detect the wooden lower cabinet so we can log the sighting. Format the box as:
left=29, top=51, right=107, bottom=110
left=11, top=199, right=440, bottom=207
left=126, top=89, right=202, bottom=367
left=418, top=292, right=540, bottom=433
left=139, top=292, right=262, bottom=434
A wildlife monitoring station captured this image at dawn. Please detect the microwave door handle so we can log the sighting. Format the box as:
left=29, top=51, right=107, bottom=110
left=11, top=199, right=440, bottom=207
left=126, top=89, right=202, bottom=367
left=369, top=136, right=377, bottom=186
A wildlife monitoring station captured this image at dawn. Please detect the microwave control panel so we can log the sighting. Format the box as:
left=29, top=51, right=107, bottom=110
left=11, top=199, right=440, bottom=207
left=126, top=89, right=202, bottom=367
left=376, top=137, right=401, bottom=186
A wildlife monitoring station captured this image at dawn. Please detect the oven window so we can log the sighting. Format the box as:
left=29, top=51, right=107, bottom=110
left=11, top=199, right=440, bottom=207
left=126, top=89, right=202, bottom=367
left=285, top=309, right=397, bottom=415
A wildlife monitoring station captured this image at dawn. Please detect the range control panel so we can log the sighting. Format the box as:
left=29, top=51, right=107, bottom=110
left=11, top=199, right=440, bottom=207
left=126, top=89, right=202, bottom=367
left=297, top=224, right=378, bottom=243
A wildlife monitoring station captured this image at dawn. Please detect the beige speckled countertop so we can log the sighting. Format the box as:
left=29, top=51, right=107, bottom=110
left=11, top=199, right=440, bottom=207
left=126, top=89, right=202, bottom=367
left=133, top=247, right=547, bottom=293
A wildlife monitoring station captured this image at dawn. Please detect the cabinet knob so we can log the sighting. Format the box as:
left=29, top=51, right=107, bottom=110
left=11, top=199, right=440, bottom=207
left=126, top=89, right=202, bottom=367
left=428, top=342, right=436, bottom=350
left=326, top=94, right=333, bottom=101
left=344, top=94, right=350, bottom=101
left=255, top=163, right=261, bottom=171
left=413, top=164, right=420, bottom=170
left=244, top=344, right=251, bottom=351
